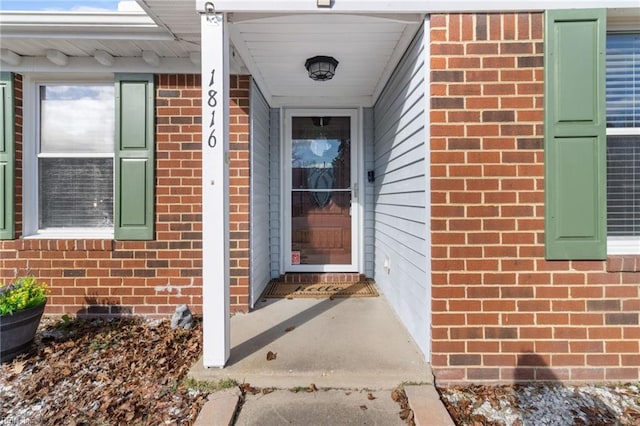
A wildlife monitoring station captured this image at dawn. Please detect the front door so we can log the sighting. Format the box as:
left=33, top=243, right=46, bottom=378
left=284, top=109, right=359, bottom=272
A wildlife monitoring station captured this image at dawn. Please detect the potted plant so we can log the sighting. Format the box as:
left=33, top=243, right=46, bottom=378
left=0, top=277, right=49, bottom=362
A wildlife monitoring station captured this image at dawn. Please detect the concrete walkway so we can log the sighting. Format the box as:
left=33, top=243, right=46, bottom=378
left=189, top=296, right=454, bottom=425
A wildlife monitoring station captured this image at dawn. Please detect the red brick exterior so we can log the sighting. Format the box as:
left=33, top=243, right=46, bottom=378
left=0, top=73, right=252, bottom=317
left=2, top=16, right=638, bottom=385
left=229, top=75, right=251, bottom=312
left=430, top=13, right=640, bottom=384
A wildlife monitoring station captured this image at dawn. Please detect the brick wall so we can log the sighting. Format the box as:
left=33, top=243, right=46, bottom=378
left=430, top=13, right=640, bottom=384
left=229, top=75, right=251, bottom=312
left=0, top=73, right=252, bottom=317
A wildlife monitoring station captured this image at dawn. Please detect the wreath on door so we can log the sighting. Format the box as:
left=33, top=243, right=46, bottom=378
left=306, top=168, right=334, bottom=207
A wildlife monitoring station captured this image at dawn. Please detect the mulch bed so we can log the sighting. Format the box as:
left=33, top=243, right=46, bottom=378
left=0, top=316, right=207, bottom=425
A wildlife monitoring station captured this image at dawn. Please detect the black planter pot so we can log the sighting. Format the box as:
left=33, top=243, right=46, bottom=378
left=0, top=302, right=46, bottom=363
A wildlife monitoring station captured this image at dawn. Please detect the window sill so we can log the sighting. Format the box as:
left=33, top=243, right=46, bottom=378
left=23, top=228, right=114, bottom=240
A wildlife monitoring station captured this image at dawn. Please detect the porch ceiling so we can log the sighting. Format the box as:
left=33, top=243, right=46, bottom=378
left=0, top=1, right=200, bottom=70
left=227, top=13, right=423, bottom=107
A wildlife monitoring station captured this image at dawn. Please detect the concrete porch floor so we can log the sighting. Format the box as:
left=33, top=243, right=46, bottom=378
left=188, top=295, right=432, bottom=389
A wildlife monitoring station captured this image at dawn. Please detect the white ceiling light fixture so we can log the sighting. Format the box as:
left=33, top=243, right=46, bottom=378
left=142, top=50, right=161, bottom=67
left=94, top=50, right=115, bottom=67
left=46, top=49, right=69, bottom=66
left=0, top=49, right=22, bottom=66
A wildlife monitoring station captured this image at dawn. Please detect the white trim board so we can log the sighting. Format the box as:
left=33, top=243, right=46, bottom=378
left=1, top=57, right=198, bottom=74
left=198, top=0, right=639, bottom=13
left=200, top=12, right=231, bottom=368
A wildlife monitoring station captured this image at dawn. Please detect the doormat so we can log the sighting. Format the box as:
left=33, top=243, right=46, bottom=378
left=263, top=281, right=379, bottom=299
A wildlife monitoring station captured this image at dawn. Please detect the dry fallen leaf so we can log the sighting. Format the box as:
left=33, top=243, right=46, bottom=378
left=345, top=392, right=352, bottom=396
left=240, top=382, right=260, bottom=395
left=0, top=317, right=205, bottom=426
left=400, top=408, right=412, bottom=420
left=307, top=383, right=318, bottom=393
left=367, top=392, right=376, bottom=400
left=284, top=326, right=296, bottom=332
left=266, top=351, right=277, bottom=361
left=12, top=361, right=26, bottom=374
left=391, top=390, right=401, bottom=402
left=360, top=405, right=368, bottom=411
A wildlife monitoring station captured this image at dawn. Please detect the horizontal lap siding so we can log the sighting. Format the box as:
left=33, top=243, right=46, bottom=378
left=374, top=24, right=429, bottom=358
left=269, top=109, right=280, bottom=278
left=250, top=80, right=271, bottom=306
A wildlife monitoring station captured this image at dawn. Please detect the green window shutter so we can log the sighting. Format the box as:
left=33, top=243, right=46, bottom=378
left=0, top=72, right=15, bottom=240
left=544, top=9, right=606, bottom=260
left=115, top=74, right=155, bottom=240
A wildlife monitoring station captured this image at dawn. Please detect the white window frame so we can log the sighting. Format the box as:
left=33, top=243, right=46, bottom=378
left=23, top=74, right=115, bottom=240
left=605, top=29, right=640, bottom=255
left=607, top=127, right=640, bottom=255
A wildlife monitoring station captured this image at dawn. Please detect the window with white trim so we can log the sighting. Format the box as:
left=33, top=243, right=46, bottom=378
left=606, top=33, right=640, bottom=254
left=29, top=83, right=115, bottom=237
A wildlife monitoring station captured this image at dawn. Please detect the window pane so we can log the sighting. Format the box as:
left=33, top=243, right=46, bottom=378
left=607, top=135, right=640, bottom=236
left=291, top=117, right=351, bottom=190
left=39, top=158, right=114, bottom=228
left=606, top=34, right=640, bottom=128
left=40, top=85, right=115, bottom=153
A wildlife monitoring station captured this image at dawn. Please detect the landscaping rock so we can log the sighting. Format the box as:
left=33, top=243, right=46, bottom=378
left=171, top=304, right=194, bottom=329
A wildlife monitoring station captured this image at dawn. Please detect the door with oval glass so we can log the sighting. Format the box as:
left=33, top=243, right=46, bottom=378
left=284, top=109, right=359, bottom=272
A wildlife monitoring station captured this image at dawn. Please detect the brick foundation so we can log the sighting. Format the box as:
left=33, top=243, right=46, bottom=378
left=430, top=13, right=640, bottom=384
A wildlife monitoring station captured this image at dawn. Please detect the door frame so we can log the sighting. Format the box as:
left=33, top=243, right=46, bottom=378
left=281, top=108, right=363, bottom=273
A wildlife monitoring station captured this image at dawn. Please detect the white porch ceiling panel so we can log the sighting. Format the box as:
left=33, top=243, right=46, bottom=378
left=0, top=2, right=201, bottom=71
left=229, top=14, right=422, bottom=107
left=136, top=0, right=201, bottom=45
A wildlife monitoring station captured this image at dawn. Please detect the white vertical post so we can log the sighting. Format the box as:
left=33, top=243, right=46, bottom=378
left=422, top=16, right=432, bottom=363
left=201, top=10, right=230, bottom=368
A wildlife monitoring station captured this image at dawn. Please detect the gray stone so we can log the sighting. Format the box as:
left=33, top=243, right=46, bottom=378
left=171, top=305, right=195, bottom=329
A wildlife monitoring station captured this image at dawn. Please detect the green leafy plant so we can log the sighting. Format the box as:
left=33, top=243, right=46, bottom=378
left=0, top=277, right=49, bottom=315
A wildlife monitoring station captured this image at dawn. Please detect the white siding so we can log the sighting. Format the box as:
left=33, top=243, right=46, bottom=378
left=250, top=80, right=271, bottom=307
left=269, top=109, right=281, bottom=279
left=373, top=21, right=430, bottom=358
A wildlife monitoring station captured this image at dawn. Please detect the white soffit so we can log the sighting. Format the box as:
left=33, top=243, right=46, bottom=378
left=228, top=13, right=422, bottom=107
left=0, top=2, right=200, bottom=73
left=137, top=0, right=202, bottom=45
left=0, top=11, right=167, bottom=39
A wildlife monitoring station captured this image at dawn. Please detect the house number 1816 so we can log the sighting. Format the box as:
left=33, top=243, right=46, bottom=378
left=207, top=68, right=218, bottom=148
